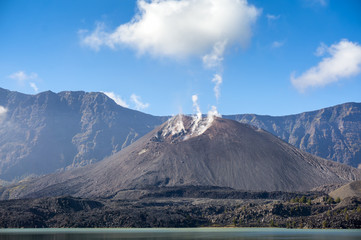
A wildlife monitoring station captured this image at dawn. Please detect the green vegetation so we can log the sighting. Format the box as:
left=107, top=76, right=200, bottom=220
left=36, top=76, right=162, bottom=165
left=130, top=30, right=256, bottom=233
left=326, top=210, right=331, bottom=217
left=299, top=196, right=306, bottom=203
left=322, top=220, right=328, bottom=228
left=270, top=219, right=276, bottom=227
left=290, top=196, right=312, bottom=205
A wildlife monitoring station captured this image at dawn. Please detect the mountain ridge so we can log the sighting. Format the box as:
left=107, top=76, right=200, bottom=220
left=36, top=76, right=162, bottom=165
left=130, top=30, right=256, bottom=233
left=2, top=115, right=360, bottom=200
left=224, top=101, right=361, bottom=167
left=0, top=87, right=166, bottom=180
left=0, top=87, right=360, bottom=181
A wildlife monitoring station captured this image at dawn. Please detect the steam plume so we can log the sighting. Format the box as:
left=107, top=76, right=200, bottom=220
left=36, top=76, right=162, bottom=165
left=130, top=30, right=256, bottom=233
left=211, top=74, right=223, bottom=101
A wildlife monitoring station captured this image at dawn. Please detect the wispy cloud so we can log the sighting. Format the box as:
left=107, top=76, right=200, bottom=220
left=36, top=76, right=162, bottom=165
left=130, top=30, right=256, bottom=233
left=8, top=71, right=38, bottom=85
left=80, top=0, right=260, bottom=66
left=266, top=14, right=280, bottom=22
left=272, top=40, right=285, bottom=48
left=130, top=94, right=149, bottom=110
left=315, top=42, right=327, bottom=56
left=102, top=91, right=129, bottom=108
left=8, top=71, right=40, bottom=93
left=29, top=82, right=39, bottom=93
left=291, top=39, right=361, bottom=92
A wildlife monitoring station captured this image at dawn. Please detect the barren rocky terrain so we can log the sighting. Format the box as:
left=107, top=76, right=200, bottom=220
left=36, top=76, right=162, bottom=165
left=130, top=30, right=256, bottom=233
left=0, top=186, right=360, bottom=229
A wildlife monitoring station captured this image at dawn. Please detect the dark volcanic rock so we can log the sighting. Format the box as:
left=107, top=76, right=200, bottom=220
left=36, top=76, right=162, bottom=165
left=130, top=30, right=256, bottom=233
left=225, top=102, right=361, bottom=167
left=0, top=193, right=360, bottom=229
left=2, top=115, right=360, bottom=200
left=0, top=88, right=165, bottom=181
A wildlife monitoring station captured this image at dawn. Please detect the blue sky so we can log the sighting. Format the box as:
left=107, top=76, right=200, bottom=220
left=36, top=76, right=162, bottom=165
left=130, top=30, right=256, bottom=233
left=1, top=0, right=361, bottom=116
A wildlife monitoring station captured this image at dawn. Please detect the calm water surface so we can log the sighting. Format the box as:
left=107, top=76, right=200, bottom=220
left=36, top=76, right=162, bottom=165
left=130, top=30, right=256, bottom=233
left=0, top=228, right=360, bottom=240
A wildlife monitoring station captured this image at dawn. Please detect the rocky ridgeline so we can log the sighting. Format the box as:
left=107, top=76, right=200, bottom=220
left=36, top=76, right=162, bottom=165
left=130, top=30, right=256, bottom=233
left=225, top=102, right=361, bottom=167
left=0, top=88, right=165, bottom=181
left=0, top=87, right=360, bottom=181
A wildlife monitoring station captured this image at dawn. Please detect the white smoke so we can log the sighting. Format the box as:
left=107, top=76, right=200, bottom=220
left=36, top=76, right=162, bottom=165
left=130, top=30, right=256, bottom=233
left=208, top=105, right=221, bottom=119
left=190, top=94, right=202, bottom=135
left=211, top=74, right=223, bottom=101
left=202, top=40, right=227, bottom=69
left=162, top=114, right=186, bottom=137
left=192, top=95, right=202, bottom=119
left=187, top=96, right=221, bottom=138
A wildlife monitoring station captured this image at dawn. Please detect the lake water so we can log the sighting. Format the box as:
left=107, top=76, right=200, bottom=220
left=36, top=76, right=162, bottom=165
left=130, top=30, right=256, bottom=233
left=0, top=228, right=360, bottom=240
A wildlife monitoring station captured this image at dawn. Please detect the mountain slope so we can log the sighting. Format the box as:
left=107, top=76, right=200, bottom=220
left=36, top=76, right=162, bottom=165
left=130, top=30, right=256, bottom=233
left=329, top=181, right=361, bottom=200
left=224, top=102, right=361, bottom=168
left=1, top=87, right=360, bottom=182
left=3, top=116, right=360, bottom=200
left=0, top=88, right=165, bottom=181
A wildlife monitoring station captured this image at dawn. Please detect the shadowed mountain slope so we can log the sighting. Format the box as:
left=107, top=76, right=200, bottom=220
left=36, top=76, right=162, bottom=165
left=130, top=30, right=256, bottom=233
left=224, top=102, right=361, bottom=168
left=2, top=116, right=360, bottom=200
left=0, top=88, right=165, bottom=181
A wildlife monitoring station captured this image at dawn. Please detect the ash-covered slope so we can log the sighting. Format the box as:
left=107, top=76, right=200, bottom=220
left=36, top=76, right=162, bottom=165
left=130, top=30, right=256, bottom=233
left=329, top=181, right=361, bottom=200
left=2, top=115, right=360, bottom=200
left=0, top=88, right=165, bottom=181
left=225, top=102, right=361, bottom=167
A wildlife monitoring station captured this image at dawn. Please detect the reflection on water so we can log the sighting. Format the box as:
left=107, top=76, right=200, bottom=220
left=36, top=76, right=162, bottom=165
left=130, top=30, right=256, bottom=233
left=0, top=228, right=360, bottom=240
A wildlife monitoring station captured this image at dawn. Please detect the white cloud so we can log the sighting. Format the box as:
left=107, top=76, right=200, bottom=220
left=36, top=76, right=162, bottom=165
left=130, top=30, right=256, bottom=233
left=0, top=106, right=7, bottom=123
left=0, top=106, right=7, bottom=115
left=130, top=94, right=149, bottom=110
left=102, top=91, right=129, bottom=108
left=315, top=42, right=327, bottom=56
left=211, top=74, right=223, bottom=100
left=8, top=71, right=38, bottom=85
left=291, top=39, right=361, bottom=92
left=271, top=40, right=285, bottom=48
left=8, top=71, right=40, bottom=93
left=266, top=14, right=280, bottom=22
left=80, top=0, right=260, bottom=63
left=29, top=82, right=39, bottom=93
